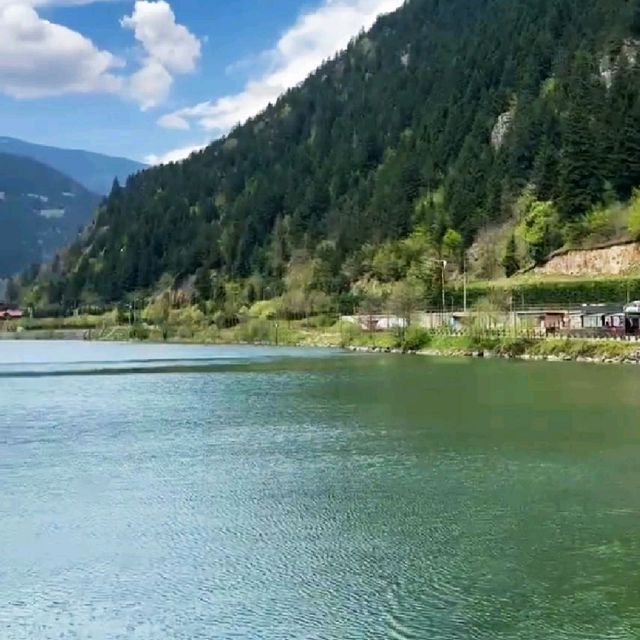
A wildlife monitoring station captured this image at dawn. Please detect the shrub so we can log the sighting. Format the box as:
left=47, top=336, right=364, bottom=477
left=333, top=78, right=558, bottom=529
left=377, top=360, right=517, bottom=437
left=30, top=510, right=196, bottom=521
left=629, top=191, right=640, bottom=240
left=129, top=323, right=150, bottom=340
left=234, top=319, right=274, bottom=343
left=494, top=337, right=534, bottom=357
left=299, top=314, right=337, bottom=328
left=522, top=200, right=561, bottom=262
left=402, top=326, right=432, bottom=351
left=338, top=321, right=364, bottom=346
left=248, top=299, right=279, bottom=319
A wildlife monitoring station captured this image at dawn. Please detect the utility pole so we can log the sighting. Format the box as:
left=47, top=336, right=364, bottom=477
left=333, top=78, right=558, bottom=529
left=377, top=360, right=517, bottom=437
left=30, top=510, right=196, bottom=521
left=463, top=258, right=467, bottom=314
left=627, top=280, right=631, bottom=304
left=441, top=260, right=447, bottom=326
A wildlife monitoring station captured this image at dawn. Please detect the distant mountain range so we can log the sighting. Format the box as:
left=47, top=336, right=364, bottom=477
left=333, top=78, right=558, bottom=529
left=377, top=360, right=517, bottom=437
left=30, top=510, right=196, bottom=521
left=0, top=152, right=101, bottom=278
left=0, top=136, right=146, bottom=195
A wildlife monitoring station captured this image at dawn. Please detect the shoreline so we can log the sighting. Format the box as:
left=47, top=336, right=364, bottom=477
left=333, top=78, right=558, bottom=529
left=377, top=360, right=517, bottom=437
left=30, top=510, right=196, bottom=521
left=348, top=344, right=640, bottom=365
left=3, top=326, right=640, bottom=365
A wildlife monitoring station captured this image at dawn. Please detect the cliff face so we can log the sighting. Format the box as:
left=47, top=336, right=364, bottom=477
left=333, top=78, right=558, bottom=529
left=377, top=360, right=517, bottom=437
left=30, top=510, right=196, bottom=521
left=535, top=242, right=640, bottom=276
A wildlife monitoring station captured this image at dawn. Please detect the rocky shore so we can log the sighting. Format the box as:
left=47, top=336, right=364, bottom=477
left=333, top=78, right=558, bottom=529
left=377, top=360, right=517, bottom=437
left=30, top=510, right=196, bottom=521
left=347, top=344, right=640, bottom=365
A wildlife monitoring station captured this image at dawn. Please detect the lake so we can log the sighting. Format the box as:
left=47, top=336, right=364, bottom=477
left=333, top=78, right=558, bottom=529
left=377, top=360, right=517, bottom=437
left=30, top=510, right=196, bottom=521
left=2, top=341, right=640, bottom=639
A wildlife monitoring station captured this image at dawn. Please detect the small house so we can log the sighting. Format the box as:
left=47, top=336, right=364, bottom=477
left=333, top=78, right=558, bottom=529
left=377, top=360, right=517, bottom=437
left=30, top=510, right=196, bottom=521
left=543, top=311, right=567, bottom=334
left=0, top=307, right=23, bottom=320
left=624, top=301, right=640, bottom=335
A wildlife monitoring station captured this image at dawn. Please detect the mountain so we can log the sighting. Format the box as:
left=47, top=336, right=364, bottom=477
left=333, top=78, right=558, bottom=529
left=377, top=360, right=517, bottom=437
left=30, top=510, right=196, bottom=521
left=0, top=137, right=145, bottom=195
left=0, top=153, right=101, bottom=278
left=26, top=0, right=640, bottom=311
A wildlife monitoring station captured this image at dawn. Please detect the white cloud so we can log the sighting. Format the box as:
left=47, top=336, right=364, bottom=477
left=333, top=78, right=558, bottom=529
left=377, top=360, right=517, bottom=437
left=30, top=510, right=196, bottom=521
left=0, top=3, right=122, bottom=98
left=159, top=0, right=404, bottom=132
left=145, top=142, right=206, bottom=165
left=128, top=58, right=173, bottom=110
left=122, top=0, right=201, bottom=109
left=0, top=1, right=117, bottom=6
left=157, top=112, right=189, bottom=130
left=0, top=0, right=198, bottom=108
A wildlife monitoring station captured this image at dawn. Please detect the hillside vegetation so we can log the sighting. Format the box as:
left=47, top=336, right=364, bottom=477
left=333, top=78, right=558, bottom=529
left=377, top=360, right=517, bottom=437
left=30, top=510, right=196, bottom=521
left=17, top=0, right=640, bottom=315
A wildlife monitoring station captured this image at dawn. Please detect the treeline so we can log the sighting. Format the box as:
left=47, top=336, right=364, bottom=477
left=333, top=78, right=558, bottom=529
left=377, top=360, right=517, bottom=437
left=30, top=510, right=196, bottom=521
left=18, top=0, right=640, bottom=311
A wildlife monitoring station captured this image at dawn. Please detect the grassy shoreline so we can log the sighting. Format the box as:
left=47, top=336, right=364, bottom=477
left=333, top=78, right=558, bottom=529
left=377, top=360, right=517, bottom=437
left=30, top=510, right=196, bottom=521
left=2, top=319, right=640, bottom=365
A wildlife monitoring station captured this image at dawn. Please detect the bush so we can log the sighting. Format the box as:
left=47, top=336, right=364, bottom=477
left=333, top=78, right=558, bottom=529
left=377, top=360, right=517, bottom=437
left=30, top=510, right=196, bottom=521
left=629, top=191, right=640, bottom=240
left=214, top=311, right=239, bottom=329
left=248, top=299, right=279, bottom=319
left=234, top=319, right=274, bottom=343
left=522, top=199, right=561, bottom=263
left=402, top=326, right=432, bottom=351
left=339, top=321, right=364, bottom=346
left=493, top=337, right=534, bottom=357
left=175, top=325, right=195, bottom=340
left=301, top=314, right=337, bottom=328
left=129, top=323, right=150, bottom=340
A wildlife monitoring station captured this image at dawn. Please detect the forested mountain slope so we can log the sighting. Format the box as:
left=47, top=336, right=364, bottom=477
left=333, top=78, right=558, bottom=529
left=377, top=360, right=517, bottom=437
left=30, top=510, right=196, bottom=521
left=0, top=153, right=101, bottom=277
left=0, top=137, right=145, bottom=195
left=30, top=0, right=640, bottom=309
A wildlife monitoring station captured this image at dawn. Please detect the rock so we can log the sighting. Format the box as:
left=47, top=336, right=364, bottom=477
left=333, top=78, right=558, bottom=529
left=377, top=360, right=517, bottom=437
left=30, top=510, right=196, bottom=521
left=491, top=108, right=515, bottom=150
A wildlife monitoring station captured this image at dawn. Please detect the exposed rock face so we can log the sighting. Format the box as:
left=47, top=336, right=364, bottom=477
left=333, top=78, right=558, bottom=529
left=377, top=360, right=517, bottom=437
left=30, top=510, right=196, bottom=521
left=599, top=38, right=640, bottom=88
left=491, top=108, right=515, bottom=150
left=535, top=242, right=640, bottom=276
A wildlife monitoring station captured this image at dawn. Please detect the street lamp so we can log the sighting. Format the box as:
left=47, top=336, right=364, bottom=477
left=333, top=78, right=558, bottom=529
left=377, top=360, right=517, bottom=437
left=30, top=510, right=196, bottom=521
left=439, top=260, right=447, bottom=325
left=462, top=255, right=467, bottom=314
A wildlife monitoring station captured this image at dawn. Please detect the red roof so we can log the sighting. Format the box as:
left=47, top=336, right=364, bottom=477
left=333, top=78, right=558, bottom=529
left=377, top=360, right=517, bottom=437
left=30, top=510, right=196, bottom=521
left=0, top=309, right=23, bottom=319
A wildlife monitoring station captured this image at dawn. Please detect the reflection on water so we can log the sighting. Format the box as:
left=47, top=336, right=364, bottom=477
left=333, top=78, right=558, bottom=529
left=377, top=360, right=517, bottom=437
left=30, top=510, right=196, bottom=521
left=1, top=342, right=640, bottom=639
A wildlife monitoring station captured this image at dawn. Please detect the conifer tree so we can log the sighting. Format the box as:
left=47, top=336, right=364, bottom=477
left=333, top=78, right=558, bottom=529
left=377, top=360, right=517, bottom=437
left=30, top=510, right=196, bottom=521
left=502, top=234, right=520, bottom=277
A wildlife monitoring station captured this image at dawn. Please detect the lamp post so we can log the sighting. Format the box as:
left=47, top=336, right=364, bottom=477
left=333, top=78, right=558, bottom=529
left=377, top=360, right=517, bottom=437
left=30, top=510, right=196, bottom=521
left=462, top=256, right=467, bottom=314
left=440, top=260, right=447, bottom=326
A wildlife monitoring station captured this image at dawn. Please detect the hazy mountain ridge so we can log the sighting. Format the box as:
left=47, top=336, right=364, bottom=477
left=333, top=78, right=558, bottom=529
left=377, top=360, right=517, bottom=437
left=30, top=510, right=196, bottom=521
left=0, top=153, right=101, bottom=277
left=0, top=137, right=146, bottom=195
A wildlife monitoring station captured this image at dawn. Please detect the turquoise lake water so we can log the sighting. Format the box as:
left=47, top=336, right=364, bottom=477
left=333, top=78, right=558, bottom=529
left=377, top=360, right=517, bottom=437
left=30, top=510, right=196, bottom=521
left=2, top=341, right=640, bottom=639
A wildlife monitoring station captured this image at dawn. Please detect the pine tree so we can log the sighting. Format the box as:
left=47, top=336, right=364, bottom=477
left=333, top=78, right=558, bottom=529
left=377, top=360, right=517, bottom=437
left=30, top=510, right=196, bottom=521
left=557, top=50, right=605, bottom=219
left=558, top=108, right=602, bottom=219
left=502, top=234, right=519, bottom=277
left=532, top=138, right=557, bottom=200
left=194, top=267, right=212, bottom=301
left=6, top=278, right=19, bottom=304
left=632, top=1, right=640, bottom=36
left=614, top=97, right=640, bottom=199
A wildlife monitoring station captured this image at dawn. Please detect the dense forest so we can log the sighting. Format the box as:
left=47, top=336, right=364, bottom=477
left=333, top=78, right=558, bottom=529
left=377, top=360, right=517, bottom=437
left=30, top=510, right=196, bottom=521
left=18, top=0, right=640, bottom=315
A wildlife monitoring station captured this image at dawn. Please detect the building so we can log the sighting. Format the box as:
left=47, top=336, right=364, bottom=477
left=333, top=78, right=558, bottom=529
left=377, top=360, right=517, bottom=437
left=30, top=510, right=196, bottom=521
left=0, top=306, right=23, bottom=320
left=516, top=304, right=625, bottom=336
left=341, top=314, right=408, bottom=332
left=624, top=301, right=640, bottom=335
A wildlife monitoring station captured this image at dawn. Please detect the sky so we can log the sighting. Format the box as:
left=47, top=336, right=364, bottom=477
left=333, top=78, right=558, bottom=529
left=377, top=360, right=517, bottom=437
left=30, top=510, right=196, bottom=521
left=0, top=0, right=404, bottom=164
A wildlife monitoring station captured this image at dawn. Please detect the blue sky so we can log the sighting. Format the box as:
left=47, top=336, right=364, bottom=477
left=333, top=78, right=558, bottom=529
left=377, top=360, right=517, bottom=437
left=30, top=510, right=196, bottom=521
left=0, top=0, right=403, bottom=164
